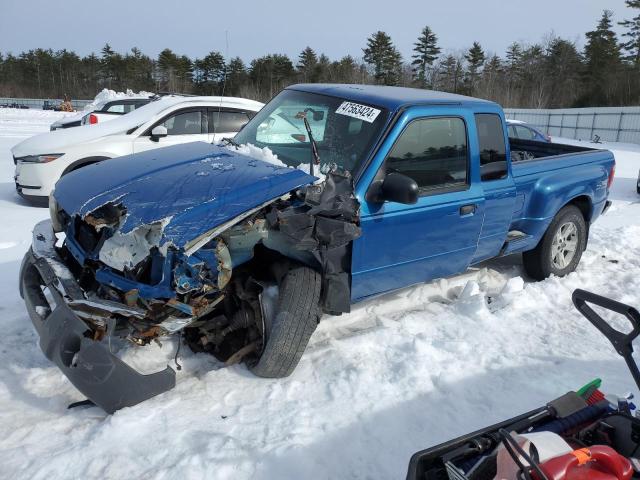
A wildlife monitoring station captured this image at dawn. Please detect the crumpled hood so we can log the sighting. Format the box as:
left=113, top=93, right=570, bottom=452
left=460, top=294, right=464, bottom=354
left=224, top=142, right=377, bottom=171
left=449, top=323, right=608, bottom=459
left=54, top=142, right=315, bottom=249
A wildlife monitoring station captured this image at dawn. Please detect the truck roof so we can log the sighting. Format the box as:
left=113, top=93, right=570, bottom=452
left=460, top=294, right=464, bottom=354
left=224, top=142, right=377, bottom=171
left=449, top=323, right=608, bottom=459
left=287, top=84, right=497, bottom=112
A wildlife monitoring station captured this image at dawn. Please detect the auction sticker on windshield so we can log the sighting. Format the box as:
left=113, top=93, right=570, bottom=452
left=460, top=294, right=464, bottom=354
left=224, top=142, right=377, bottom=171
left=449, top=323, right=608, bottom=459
left=336, top=102, right=381, bottom=123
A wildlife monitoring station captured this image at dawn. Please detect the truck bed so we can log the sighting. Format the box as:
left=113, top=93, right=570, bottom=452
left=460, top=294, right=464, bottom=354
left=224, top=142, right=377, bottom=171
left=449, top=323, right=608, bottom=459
left=509, top=138, right=595, bottom=163
left=503, top=138, right=615, bottom=255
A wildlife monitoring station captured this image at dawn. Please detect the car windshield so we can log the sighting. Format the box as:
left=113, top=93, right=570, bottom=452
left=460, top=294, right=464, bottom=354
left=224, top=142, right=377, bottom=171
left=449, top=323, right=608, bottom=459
left=233, top=89, right=389, bottom=175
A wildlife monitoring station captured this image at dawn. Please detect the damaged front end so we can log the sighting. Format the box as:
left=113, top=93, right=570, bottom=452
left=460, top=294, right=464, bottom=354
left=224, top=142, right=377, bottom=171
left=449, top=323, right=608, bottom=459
left=21, top=166, right=361, bottom=413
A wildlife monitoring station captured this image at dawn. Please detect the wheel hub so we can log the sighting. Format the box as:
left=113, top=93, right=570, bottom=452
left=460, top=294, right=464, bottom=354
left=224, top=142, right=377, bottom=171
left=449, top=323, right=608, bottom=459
left=551, top=221, right=578, bottom=270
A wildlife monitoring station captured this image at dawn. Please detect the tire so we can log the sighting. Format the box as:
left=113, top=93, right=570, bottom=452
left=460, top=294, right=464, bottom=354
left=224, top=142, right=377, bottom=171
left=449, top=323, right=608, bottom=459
left=250, top=264, right=322, bottom=378
left=523, top=205, right=587, bottom=281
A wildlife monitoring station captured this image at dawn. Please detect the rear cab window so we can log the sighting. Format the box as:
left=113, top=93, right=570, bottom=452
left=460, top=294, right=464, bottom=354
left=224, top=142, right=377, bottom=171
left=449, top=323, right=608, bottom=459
left=475, top=114, right=508, bottom=181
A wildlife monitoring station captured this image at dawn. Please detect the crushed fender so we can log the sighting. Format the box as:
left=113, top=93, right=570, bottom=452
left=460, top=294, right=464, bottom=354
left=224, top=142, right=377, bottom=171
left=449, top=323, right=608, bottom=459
left=22, top=155, right=362, bottom=412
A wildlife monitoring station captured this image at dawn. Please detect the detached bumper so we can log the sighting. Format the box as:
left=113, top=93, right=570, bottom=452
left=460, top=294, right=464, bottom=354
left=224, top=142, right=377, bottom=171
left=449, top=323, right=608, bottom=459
left=19, top=219, right=175, bottom=413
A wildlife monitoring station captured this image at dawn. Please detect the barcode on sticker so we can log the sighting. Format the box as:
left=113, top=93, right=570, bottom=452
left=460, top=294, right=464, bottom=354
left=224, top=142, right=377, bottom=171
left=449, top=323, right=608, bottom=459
left=335, top=102, right=381, bottom=123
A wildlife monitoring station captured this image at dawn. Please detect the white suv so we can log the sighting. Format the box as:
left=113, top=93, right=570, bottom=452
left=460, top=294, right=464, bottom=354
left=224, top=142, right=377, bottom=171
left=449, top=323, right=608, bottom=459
left=49, top=95, right=154, bottom=131
left=12, top=96, right=263, bottom=204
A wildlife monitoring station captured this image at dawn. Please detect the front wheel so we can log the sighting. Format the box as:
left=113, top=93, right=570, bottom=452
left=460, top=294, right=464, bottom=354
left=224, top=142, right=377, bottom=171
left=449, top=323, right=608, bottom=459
left=523, top=205, right=587, bottom=280
left=250, top=264, right=322, bottom=378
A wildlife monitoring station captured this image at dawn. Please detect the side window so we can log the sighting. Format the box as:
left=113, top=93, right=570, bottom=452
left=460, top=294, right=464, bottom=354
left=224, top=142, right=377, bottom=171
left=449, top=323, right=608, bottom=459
left=210, top=110, right=250, bottom=133
left=475, top=114, right=508, bottom=181
left=508, top=125, right=517, bottom=137
left=515, top=125, right=536, bottom=140
left=161, top=110, right=205, bottom=135
left=105, top=103, right=125, bottom=113
left=122, top=103, right=137, bottom=114
left=386, top=117, right=468, bottom=194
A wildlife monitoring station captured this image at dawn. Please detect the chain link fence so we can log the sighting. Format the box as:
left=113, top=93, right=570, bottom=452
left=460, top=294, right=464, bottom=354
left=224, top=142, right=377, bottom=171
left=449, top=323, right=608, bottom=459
left=504, top=106, right=640, bottom=145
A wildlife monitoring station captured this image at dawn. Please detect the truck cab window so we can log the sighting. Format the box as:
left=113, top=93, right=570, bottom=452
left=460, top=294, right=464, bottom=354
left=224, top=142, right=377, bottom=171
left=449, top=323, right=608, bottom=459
left=476, top=114, right=507, bottom=181
left=385, top=117, right=468, bottom=194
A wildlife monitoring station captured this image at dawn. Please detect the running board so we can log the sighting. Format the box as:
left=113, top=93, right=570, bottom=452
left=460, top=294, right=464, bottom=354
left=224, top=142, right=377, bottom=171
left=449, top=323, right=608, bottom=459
left=500, top=231, right=534, bottom=255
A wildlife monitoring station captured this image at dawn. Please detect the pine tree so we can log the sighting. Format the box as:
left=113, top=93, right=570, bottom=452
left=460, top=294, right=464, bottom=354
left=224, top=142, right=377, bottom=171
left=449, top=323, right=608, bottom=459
left=196, top=51, right=225, bottom=95
left=363, top=31, right=402, bottom=85
left=297, top=47, right=318, bottom=82
left=100, top=43, right=117, bottom=88
left=544, top=38, right=582, bottom=107
left=505, top=43, right=523, bottom=74
left=226, top=57, right=247, bottom=96
left=583, top=10, right=622, bottom=104
left=463, top=41, right=485, bottom=94
left=440, top=54, right=464, bottom=93
left=332, top=56, right=360, bottom=83
left=249, top=54, right=295, bottom=100
left=476, top=55, right=503, bottom=101
left=411, top=26, right=441, bottom=88
left=619, top=0, right=640, bottom=65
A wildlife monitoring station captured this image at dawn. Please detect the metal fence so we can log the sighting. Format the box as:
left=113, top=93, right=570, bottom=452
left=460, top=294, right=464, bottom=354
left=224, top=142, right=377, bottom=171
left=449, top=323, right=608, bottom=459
left=504, top=106, right=640, bottom=144
left=0, top=97, right=93, bottom=110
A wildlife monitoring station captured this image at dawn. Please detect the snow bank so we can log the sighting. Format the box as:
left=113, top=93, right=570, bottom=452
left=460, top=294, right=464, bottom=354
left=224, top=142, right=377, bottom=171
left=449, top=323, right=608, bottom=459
left=0, top=112, right=639, bottom=479
left=82, top=88, right=154, bottom=111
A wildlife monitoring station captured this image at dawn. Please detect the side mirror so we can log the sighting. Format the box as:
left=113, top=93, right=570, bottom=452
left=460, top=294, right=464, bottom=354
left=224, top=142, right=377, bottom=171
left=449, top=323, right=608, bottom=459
left=150, top=125, right=168, bottom=142
left=380, top=172, right=419, bottom=205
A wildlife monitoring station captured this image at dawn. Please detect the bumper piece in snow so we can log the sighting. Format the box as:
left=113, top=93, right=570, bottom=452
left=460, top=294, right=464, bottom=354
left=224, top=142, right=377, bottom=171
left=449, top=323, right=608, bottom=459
left=20, top=219, right=175, bottom=413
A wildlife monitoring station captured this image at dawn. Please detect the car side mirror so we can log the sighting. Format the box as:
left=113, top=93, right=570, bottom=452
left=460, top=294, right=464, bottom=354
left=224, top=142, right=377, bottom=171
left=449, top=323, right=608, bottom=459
left=150, top=125, right=168, bottom=142
left=379, top=172, right=419, bottom=205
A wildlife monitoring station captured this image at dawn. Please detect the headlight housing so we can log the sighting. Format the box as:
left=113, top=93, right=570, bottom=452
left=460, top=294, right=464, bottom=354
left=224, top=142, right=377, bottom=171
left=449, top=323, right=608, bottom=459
left=18, top=153, right=63, bottom=164
left=49, top=191, right=64, bottom=233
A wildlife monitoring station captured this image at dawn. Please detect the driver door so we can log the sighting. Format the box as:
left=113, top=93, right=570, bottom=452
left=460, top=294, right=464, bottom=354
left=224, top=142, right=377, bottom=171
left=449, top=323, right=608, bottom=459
left=133, top=108, right=209, bottom=154
left=351, top=109, right=485, bottom=301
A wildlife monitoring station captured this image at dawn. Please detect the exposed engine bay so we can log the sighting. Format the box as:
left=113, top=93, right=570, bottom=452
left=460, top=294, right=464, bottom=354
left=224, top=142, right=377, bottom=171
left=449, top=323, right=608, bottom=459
left=407, top=290, right=640, bottom=480
left=51, top=169, right=360, bottom=367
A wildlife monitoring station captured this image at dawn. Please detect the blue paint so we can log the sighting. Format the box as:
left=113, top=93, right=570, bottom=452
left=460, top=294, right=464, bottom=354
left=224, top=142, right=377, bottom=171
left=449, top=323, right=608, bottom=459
left=53, top=85, right=615, bottom=305
left=346, top=88, right=614, bottom=302
left=54, top=142, right=315, bottom=249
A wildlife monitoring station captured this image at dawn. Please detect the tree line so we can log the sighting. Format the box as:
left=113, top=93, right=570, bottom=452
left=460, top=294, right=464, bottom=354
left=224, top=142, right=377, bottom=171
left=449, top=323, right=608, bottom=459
left=1, top=2, right=639, bottom=108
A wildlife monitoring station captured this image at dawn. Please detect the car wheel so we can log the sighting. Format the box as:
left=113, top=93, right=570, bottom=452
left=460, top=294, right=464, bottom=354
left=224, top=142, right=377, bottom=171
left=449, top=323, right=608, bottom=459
left=523, top=205, right=587, bottom=281
left=249, top=264, right=322, bottom=378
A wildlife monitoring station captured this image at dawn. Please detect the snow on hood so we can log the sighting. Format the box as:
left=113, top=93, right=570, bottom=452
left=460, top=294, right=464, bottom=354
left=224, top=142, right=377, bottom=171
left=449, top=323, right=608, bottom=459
left=53, top=142, right=315, bottom=250
left=227, top=142, right=326, bottom=183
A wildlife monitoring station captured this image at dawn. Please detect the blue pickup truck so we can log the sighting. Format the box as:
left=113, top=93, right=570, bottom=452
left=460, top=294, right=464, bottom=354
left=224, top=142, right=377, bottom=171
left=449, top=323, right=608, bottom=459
left=20, top=85, right=615, bottom=412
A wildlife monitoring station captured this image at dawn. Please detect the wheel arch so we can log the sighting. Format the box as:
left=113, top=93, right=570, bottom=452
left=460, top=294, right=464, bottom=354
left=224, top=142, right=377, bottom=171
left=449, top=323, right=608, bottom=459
left=566, top=194, right=593, bottom=222
left=61, top=156, right=111, bottom=176
left=565, top=194, right=592, bottom=249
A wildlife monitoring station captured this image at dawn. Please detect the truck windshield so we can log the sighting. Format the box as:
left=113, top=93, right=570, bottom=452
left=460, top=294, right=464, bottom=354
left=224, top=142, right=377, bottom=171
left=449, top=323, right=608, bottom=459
left=233, top=89, right=389, bottom=175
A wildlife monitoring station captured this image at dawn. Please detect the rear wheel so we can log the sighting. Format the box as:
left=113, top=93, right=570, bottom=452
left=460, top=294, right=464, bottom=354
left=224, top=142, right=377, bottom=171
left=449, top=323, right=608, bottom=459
left=523, top=205, right=587, bottom=280
left=250, top=264, right=322, bottom=378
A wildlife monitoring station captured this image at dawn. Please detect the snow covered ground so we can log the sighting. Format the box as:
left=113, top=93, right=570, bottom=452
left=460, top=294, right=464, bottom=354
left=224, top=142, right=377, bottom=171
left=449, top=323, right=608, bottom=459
left=0, top=109, right=639, bottom=479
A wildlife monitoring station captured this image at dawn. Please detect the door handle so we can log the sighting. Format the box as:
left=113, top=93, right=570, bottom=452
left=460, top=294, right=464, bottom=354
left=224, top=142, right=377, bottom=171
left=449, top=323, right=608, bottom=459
left=460, top=204, right=476, bottom=216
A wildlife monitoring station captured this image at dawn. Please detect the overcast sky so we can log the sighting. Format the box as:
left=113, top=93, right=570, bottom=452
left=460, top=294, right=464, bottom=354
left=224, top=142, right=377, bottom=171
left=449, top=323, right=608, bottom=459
left=1, top=0, right=632, bottom=62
